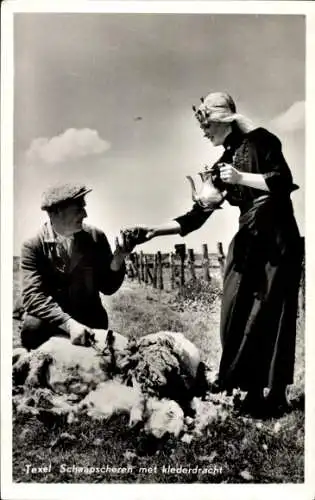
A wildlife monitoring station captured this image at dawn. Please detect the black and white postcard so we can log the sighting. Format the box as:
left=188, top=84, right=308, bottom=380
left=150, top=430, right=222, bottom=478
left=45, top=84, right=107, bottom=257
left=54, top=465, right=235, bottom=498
left=1, top=1, right=315, bottom=500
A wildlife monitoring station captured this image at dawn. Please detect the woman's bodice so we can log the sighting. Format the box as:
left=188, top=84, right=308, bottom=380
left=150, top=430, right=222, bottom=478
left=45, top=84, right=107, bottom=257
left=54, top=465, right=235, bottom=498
left=212, top=127, right=297, bottom=214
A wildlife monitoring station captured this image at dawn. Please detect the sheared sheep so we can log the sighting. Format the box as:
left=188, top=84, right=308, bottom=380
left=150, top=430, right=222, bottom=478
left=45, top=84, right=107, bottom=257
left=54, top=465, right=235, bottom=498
left=144, top=398, right=184, bottom=439
left=13, top=329, right=214, bottom=440
left=77, top=379, right=145, bottom=427
left=76, top=379, right=184, bottom=438
left=13, top=331, right=128, bottom=396
left=138, top=331, right=201, bottom=378
left=119, top=331, right=208, bottom=412
left=13, top=330, right=206, bottom=401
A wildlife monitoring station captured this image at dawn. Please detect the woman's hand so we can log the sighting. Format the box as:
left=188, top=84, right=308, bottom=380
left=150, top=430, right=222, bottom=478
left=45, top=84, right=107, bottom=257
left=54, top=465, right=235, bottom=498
left=130, top=226, right=157, bottom=242
left=219, top=163, right=242, bottom=184
left=115, top=227, right=155, bottom=255
left=114, top=221, right=181, bottom=257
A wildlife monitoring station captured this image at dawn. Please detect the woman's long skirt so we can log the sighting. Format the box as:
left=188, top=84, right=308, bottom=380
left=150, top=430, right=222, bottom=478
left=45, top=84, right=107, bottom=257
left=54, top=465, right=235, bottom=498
left=218, top=198, right=303, bottom=392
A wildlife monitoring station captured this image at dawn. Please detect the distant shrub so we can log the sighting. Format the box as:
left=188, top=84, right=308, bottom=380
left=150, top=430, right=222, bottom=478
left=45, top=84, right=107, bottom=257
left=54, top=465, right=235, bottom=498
left=174, top=278, right=222, bottom=312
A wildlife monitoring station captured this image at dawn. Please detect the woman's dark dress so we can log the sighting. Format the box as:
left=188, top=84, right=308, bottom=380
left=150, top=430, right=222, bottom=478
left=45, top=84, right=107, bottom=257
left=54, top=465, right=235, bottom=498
left=175, top=127, right=302, bottom=392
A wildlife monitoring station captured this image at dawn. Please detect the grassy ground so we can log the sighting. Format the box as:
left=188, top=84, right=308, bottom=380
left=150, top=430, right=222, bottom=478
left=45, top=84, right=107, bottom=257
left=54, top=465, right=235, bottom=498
left=12, top=273, right=305, bottom=483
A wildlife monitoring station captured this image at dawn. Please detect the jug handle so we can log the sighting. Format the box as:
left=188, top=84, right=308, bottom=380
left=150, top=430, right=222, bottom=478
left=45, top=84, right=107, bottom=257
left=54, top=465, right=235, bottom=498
left=186, top=175, right=198, bottom=202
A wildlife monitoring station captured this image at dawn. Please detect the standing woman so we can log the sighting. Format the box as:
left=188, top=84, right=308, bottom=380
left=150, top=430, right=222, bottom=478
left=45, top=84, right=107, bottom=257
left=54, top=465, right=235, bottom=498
left=133, top=92, right=302, bottom=417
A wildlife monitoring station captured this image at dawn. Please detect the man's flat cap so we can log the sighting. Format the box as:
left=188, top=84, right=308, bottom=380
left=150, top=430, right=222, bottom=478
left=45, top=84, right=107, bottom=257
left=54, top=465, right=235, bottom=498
left=41, top=183, right=92, bottom=210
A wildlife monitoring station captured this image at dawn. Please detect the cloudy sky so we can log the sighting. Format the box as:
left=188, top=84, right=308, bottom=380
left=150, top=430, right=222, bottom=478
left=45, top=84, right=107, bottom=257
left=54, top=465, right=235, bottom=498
left=14, top=13, right=305, bottom=255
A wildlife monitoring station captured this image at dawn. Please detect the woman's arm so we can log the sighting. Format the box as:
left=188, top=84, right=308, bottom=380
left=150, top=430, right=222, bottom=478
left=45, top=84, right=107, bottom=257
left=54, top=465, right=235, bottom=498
left=219, top=164, right=270, bottom=191
left=145, top=203, right=215, bottom=240
left=122, top=202, right=215, bottom=246
left=238, top=171, right=270, bottom=191
left=122, top=204, right=214, bottom=245
left=147, top=220, right=181, bottom=239
left=109, top=224, right=180, bottom=268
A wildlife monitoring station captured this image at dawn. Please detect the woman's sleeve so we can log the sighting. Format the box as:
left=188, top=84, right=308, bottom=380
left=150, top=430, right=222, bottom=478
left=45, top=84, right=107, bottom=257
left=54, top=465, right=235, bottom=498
left=248, top=129, right=297, bottom=194
left=173, top=204, right=214, bottom=237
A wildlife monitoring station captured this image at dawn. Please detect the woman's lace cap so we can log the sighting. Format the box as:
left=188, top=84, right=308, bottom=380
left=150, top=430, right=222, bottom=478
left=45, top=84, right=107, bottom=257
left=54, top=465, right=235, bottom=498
left=192, top=92, right=237, bottom=128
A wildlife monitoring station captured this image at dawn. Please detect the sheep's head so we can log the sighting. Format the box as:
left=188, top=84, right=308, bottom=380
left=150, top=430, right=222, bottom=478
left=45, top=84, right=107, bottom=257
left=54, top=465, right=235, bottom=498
left=144, top=398, right=184, bottom=439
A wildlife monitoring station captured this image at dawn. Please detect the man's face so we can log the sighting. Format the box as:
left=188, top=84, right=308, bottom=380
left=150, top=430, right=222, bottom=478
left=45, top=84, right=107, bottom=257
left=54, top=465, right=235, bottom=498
left=56, top=198, right=87, bottom=235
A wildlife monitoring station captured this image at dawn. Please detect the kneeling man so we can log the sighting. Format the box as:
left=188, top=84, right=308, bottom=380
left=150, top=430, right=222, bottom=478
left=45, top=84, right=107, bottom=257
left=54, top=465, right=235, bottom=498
left=20, top=183, right=131, bottom=350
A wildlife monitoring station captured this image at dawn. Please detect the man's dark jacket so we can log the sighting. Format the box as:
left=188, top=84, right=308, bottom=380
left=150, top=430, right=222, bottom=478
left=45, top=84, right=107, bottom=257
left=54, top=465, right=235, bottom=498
left=21, top=222, right=125, bottom=329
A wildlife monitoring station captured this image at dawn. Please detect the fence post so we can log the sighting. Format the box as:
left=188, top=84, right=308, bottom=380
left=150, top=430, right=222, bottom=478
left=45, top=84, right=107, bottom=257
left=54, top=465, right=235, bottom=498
left=188, top=249, right=196, bottom=281
left=153, top=253, right=158, bottom=288
left=157, top=251, right=164, bottom=290
left=127, top=255, right=137, bottom=279
left=217, top=242, right=225, bottom=279
left=147, top=259, right=154, bottom=284
left=202, top=243, right=211, bottom=282
left=139, top=251, right=145, bottom=283
left=144, top=255, right=149, bottom=284
left=133, top=252, right=141, bottom=284
left=170, top=252, right=175, bottom=290
left=175, top=244, right=186, bottom=289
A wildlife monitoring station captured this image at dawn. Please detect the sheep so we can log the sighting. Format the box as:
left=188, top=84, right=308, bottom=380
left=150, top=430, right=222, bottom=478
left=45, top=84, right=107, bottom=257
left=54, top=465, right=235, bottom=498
left=12, top=329, right=215, bottom=441
left=13, top=331, right=129, bottom=397
left=78, top=378, right=185, bottom=439
left=77, top=379, right=145, bottom=427
left=141, top=331, right=201, bottom=378
left=76, top=380, right=185, bottom=439
left=119, top=331, right=209, bottom=413
left=144, top=398, right=184, bottom=439
left=13, top=330, right=204, bottom=399
left=13, top=378, right=184, bottom=440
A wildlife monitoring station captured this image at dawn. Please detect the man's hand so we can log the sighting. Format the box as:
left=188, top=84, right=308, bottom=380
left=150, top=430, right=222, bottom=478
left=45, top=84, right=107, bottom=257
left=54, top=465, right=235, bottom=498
left=111, top=227, right=155, bottom=271
left=62, top=318, right=94, bottom=346
left=116, top=228, right=151, bottom=253
left=120, top=227, right=155, bottom=249
left=113, top=228, right=152, bottom=257
left=114, top=230, right=134, bottom=257
left=110, top=231, right=134, bottom=271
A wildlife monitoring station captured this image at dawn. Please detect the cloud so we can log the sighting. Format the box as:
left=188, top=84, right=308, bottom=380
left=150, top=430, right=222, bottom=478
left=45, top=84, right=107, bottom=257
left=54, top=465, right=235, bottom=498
left=25, top=128, right=111, bottom=164
left=270, top=101, right=305, bottom=133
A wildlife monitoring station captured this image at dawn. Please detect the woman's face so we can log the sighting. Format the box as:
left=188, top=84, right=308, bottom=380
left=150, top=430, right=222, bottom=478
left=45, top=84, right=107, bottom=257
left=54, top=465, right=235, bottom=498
left=202, top=121, right=231, bottom=147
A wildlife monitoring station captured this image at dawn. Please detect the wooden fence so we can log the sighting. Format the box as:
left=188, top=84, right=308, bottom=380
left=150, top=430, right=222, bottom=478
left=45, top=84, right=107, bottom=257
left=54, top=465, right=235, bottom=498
left=126, top=237, right=305, bottom=314
left=126, top=242, right=226, bottom=292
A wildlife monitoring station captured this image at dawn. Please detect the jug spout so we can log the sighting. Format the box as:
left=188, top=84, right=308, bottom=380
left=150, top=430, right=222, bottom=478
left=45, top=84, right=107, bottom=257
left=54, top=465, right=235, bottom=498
left=186, top=175, right=197, bottom=202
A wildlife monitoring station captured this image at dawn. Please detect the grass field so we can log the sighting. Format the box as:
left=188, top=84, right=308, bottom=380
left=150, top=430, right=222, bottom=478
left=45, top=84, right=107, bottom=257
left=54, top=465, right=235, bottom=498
left=12, top=271, right=305, bottom=484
